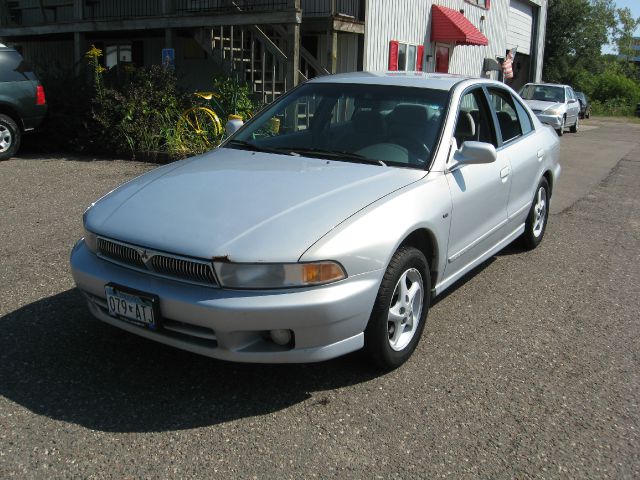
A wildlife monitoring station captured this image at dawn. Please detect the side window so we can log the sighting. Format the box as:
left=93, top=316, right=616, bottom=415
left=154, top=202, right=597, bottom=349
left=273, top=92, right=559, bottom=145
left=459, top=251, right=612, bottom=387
left=0, top=51, right=33, bottom=82
left=454, top=88, right=497, bottom=149
left=512, top=95, right=533, bottom=135
left=487, top=88, right=523, bottom=144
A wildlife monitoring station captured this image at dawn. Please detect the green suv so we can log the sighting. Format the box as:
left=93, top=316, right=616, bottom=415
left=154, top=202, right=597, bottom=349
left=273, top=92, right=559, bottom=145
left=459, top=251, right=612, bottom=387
left=0, top=44, right=47, bottom=160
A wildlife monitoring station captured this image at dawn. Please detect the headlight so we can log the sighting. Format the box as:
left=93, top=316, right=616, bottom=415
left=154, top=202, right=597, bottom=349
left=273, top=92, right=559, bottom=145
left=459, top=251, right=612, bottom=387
left=214, top=261, right=346, bottom=289
left=544, top=105, right=564, bottom=115
left=84, top=229, right=98, bottom=254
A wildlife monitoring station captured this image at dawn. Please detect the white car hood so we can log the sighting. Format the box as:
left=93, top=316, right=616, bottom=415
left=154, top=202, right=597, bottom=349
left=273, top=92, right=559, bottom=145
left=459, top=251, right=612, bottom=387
left=85, top=148, right=425, bottom=262
left=524, top=99, right=561, bottom=112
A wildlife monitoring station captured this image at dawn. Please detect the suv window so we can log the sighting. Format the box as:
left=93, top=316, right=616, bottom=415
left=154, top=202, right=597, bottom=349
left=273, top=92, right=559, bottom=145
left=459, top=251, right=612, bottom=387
left=0, top=50, right=36, bottom=82
left=487, top=88, right=523, bottom=144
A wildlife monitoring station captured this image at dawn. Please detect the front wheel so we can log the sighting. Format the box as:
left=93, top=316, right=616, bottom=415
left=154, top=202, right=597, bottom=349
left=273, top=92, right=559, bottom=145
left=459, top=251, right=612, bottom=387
left=521, top=177, right=550, bottom=249
left=556, top=116, right=565, bottom=136
left=364, top=247, right=430, bottom=370
left=570, top=116, right=579, bottom=133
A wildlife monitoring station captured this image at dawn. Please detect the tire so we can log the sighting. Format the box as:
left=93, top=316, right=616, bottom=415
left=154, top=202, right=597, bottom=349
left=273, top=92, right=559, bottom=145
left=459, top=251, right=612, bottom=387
left=570, top=116, right=579, bottom=133
left=364, top=246, right=430, bottom=370
left=556, top=116, right=565, bottom=136
left=0, top=114, right=20, bottom=161
left=521, top=177, right=550, bottom=250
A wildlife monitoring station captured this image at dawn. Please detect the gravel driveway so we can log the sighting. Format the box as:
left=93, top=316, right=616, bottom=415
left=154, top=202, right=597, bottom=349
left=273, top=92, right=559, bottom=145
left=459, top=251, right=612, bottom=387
left=1, top=120, right=639, bottom=478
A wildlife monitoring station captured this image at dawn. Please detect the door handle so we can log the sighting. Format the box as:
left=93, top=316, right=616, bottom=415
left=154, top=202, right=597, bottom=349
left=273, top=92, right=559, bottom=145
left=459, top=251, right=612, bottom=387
left=500, top=166, right=510, bottom=180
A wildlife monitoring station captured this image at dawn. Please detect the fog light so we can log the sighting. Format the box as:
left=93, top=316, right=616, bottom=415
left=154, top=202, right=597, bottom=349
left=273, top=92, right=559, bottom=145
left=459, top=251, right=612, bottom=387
left=270, top=329, right=293, bottom=346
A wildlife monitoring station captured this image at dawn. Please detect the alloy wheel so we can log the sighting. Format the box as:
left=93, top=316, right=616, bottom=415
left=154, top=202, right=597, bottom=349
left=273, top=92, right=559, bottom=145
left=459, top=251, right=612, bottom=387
left=533, top=185, right=547, bottom=238
left=387, top=268, right=424, bottom=351
left=0, top=125, right=12, bottom=153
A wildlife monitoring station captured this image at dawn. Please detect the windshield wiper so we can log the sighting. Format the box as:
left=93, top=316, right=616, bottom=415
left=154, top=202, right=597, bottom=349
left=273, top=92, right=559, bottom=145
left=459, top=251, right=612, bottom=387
left=225, top=139, right=295, bottom=155
left=281, top=147, right=387, bottom=166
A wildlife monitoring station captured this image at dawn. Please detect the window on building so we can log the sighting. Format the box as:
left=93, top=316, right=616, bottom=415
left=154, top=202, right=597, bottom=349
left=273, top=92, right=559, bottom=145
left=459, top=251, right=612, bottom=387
left=465, top=0, right=490, bottom=9
left=388, top=41, right=424, bottom=71
left=105, top=43, right=132, bottom=69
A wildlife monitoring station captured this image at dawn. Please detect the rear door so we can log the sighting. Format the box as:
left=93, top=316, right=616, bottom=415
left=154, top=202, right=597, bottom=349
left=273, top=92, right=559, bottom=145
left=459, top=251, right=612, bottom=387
left=487, top=86, right=540, bottom=229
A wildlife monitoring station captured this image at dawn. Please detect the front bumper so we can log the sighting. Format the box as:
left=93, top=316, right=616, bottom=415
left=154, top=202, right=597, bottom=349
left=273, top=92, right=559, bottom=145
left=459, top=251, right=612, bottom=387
left=70, top=240, right=383, bottom=363
left=534, top=112, right=563, bottom=129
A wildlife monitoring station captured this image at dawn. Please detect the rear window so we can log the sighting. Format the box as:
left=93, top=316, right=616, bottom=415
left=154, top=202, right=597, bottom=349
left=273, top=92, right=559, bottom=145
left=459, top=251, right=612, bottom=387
left=0, top=50, right=37, bottom=82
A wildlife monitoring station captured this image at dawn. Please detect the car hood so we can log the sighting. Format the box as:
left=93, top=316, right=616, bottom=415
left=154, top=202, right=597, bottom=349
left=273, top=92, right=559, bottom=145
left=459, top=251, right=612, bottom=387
left=85, top=148, right=425, bottom=262
left=524, top=99, right=563, bottom=112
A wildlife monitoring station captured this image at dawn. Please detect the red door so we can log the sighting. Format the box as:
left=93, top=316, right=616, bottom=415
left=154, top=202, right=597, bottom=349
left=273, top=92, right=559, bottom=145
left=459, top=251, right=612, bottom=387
left=435, top=46, right=450, bottom=73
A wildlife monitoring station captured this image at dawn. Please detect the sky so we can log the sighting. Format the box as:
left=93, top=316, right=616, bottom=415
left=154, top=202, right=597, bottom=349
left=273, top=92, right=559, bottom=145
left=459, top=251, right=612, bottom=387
left=602, top=0, right=640, bottom=54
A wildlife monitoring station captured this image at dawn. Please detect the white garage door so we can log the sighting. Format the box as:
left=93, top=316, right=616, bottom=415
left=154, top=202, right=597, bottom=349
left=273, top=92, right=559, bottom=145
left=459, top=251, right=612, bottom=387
left=507, top=0, right=533, bottom=55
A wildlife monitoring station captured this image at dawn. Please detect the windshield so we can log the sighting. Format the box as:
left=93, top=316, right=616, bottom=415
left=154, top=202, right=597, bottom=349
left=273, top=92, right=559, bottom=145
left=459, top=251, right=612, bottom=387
left=226, top=82, right=450, bottom=169
left=520, top=85, right=566, bottom=103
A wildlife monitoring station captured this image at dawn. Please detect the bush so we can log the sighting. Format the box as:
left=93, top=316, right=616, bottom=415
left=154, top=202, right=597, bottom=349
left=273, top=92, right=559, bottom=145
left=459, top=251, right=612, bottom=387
left=92, top=65, right=191, bottom=159
left=28, top=46, right=262, bottom=160
left=591, top=98, right=637, bottom=117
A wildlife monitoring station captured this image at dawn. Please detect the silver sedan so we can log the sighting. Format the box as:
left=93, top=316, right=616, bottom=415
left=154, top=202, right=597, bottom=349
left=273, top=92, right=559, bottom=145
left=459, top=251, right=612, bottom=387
left=70, top=72, right=560, bottom=369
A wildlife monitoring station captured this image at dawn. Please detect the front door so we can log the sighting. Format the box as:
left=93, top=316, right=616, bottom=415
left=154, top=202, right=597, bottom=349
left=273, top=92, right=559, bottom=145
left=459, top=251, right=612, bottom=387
left=444, top=88, right=510, bottom=280
left=435, top=45, right=450, bottom=73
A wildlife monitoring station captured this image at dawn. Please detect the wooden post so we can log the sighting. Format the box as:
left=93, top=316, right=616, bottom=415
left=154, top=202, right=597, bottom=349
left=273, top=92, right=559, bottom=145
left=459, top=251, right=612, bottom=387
left=327, top=29, right=337, bottom=74
left=73, top=31, right=85, bottom=74
left=286, top=23, right=300, bottom=89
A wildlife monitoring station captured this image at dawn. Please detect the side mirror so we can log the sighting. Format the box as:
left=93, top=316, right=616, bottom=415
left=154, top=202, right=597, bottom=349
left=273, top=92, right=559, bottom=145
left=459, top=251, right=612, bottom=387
left=453, top=141, right=497, bottom=166
left=569, top=98, right=578, bottom=104
left=225, top=115, right=244, bottom=137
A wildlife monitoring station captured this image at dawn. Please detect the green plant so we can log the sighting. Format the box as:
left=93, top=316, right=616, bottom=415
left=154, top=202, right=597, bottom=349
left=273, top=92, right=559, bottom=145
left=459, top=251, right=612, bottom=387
left=210, top=75, right=257, bottom=120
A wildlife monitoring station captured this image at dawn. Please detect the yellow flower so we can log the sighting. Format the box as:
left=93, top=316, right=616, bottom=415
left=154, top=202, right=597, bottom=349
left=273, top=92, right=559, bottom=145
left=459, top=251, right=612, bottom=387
left=96, top=65, right=106, bottom=74
left=85, top=44, right=103, bottom=59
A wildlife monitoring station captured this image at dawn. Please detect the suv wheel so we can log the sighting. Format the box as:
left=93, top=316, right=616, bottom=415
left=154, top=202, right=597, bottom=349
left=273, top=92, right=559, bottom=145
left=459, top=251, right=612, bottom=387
left=0, top=114, right=20, bottom=161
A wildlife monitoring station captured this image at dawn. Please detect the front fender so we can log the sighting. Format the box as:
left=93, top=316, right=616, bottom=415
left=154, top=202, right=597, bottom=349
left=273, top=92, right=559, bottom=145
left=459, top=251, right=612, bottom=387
left=300, top=171, right=452, bottom=287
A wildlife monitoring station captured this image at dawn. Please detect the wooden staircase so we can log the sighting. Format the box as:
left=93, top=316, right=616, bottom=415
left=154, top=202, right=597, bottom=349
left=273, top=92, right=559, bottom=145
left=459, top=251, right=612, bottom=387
left=194, top=19, right=331, bottom=105
left=194, top=24, right=299, bottom=104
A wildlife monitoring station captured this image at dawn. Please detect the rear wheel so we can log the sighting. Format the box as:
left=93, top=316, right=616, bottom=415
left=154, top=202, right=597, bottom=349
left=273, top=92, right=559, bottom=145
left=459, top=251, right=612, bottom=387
left=0, top=114, right=20, bottom=161
left=521, top=177, right=550, bottom=249
left=364, top=247, right=430, bottom=370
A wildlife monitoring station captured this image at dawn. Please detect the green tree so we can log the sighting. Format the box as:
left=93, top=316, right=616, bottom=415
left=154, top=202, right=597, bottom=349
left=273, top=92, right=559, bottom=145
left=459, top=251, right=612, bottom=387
left=613, top=7, right=640, bottom=78
left=543, top=0, right=616, bottom=84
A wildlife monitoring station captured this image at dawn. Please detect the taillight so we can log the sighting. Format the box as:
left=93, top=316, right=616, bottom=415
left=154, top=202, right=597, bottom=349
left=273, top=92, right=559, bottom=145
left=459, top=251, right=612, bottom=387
left=36, top=85, right=46, bottom=105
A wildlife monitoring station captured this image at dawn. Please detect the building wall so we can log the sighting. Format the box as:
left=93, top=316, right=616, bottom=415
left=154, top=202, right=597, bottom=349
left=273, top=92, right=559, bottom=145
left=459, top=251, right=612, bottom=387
left=364, top=0, right=546, bottom=81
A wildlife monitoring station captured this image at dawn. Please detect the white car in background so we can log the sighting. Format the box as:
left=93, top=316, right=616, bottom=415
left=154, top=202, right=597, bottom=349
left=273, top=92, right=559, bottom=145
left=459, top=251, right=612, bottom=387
left=519, top=83, right=581, bottom=136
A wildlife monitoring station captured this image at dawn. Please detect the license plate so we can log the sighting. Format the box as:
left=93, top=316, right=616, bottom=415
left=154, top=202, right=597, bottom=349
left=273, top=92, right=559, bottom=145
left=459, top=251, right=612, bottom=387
left=105, top=284, right=159, bottom=330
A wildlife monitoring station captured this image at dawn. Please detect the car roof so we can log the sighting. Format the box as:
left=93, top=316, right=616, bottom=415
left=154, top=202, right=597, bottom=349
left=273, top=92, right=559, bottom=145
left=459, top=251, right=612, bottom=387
left=525, top=82, right=570, bottom=88
left=308, top=71, right=479, bottom=91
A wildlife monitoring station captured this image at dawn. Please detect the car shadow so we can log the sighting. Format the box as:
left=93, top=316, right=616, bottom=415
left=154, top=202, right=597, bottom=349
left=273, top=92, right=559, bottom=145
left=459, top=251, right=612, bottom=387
left=0, top=289, right=378, bottom=433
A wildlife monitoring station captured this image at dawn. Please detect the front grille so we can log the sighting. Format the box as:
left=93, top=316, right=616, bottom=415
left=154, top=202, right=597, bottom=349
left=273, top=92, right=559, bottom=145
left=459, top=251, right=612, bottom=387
left=98, top=237, right=145, bottom=268
left=532, top=109, right=542, bottom=114
left=150, top=255, right=217, bottom=285
left=97, top=237, right=218, bottom=287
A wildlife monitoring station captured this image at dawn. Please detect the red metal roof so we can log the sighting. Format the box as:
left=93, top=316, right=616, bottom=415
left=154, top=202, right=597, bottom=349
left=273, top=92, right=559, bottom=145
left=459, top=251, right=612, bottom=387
left=430, top=5, right=489, bottom=46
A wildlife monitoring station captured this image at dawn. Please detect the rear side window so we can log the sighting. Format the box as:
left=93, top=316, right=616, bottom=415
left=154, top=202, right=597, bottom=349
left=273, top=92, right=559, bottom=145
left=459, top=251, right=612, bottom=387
left=487, top=88, right=523, bottom=144
left=512, top=96, right=533, bottom=134
left=0, top=51, right=36, bottom=82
